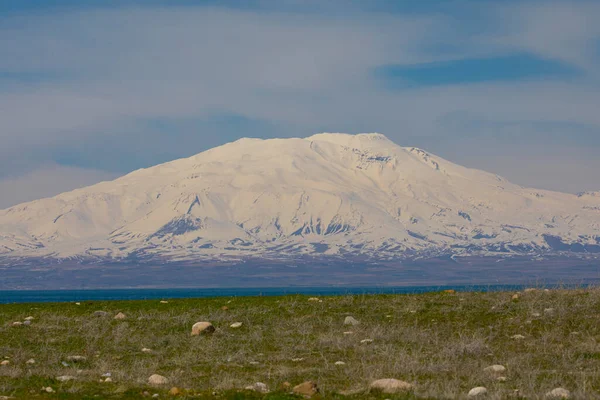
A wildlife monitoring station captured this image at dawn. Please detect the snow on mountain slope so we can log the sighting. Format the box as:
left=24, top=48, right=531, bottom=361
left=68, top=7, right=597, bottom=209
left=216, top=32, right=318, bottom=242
left=1, top=133, right=600, bottom=263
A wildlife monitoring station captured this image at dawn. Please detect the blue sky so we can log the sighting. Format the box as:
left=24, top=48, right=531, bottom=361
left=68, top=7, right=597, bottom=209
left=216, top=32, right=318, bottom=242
left=1, top=0, right=600, bottom=207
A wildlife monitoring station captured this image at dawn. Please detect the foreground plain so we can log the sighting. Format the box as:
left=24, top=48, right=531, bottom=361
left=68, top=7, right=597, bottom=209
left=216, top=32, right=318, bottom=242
left=1, top=288, right=599, bottom=399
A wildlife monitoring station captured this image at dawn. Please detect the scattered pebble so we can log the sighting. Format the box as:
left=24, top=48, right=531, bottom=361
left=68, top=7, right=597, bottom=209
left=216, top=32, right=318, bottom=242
left=26, top=359, right=35, bottom=365
left=11, top=322, right=22, bottom=327
left=160, top=301, right=168, bottom=304
left=343, top=331, right=354, bottom=335
left=360, top=339, right=373, bottom=344
left=152, top=394, right=159, bottom=398
left=93, top=311, right=109, bottom=317
left=334, top=361, right=346, bottom=366
left=102, top=372, right=111, bottom=377
left=546, top=388, right=571, bottom=399
left=0, top=360, right=9, bottom=366
left=307, top=297, right=320, bottom=302
left=484, top=364, right=506, bottom=374
left=75, top=302, right=81, bottom=305
left=142, top=348, right=153, bottom=353
left=245, top=382, right=269, bottom=393
left=56, top=375, right=76, bottom=382
left=369, top=379, right=413, bottom=394
left=468, top=386, right=488, bottom=397
left=148, top=374, right=168, bottom=386
left=293, top=381, right=319, bottom=397
left=344, top=316, right=360, bottom=326
left=114, top=312, right=126, bottom=320
left=24, top=316, right=34, bottom=321
left=230, top=322, right=243, bottom=328
left=511, top=334, right=526, bottom=340
left=191, top=321, right=215, bottom=336
left=44, top=387, right=54, bottom=393
left=104, top=377, right=113, bottom=383
left=23, top=320, right=31, bottom=326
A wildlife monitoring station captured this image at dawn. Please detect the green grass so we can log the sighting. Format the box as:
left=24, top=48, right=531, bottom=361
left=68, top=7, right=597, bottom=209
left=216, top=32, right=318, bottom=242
left=1, top=288, right=599, bottom=399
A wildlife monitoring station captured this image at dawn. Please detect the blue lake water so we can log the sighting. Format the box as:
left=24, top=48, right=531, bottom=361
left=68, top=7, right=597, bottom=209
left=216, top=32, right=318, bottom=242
left=0, top=284, right=589, bottom=304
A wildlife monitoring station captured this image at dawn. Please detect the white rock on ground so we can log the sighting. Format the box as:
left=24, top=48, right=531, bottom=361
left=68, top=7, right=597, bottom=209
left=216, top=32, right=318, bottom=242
left=148, top=374, right=168, bottom=385
left=511, top=334, right=526, bottom=340
left=546, top=388, right=571, bottom=399
left=24, top=317, right=34, bottom=321
left=245, top=382, right=269, bottom=393
left=334, top=361, right=346, bottom=366
left=484, top=365, right=506, bottom=373
left=307, top=297, right=320, bottom=302
left=11, top=322, right=22, bottom=326
left=56, top=375, right=76, bottom=382
left=369, top=379, right=413, bottom=393
left=0, top=360, right=9, bottom=366
left=44, top=387, right=54, bottom=393
left=114, top=312, right=126, bottom=320
left=142, top=348, right=153, bottom=353
left=468, top=386, right=488, bottom=397
left=230, top=322, right=243, bottom=328
left=23, top=320, right=31, bottom=326
left=360, top=339, right=373, bottom=344
left=344, top=316, right=360, bottom=326
left=191, top=321, right=215, bottom=335
left=26, top=359, right=35, bottom=365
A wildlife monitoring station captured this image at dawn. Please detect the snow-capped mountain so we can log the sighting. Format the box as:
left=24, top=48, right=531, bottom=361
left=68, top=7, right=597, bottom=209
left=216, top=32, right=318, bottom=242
left=2, top=133, right=600, bottom=265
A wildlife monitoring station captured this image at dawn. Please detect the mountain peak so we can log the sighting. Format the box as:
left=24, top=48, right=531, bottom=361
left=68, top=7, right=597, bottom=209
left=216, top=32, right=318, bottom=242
left=305, top=132, right=393, bottom=148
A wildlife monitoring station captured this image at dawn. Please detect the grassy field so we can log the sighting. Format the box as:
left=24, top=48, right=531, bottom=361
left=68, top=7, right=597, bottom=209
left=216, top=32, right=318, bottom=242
left=1, top=287, right=599, bottom=399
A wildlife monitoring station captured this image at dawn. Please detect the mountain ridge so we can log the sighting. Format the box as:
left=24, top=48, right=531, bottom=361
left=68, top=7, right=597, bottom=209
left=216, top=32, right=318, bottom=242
left=1, top=133, right=600, bottom=264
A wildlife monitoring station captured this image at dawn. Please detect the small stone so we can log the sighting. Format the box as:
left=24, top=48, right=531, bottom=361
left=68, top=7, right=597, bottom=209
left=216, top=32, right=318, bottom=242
left=114, top=312, right=126, bottom=320
left=191, top=322, right=215, bottom=336
left=385, top=314, right=392, bottom=318
left=544, top=308, right=555, bottom=314
left=148, top=374, right=168, bottom=386
left=67, top=355, right=87, bottom=362
left=75, top=302, right=81, bottom=305
left=308, top=297, right=320, bottom=302
left=160, top=300, right=169, bottom=304
left=56, top=375, right=76, bottom=382
left=0, top=360, right=9, bottom=366
left=511, top=334, right=525, bottom=340
left=11, top=322, right=22, bottom=326
left=468, top=386, right=487, bottom=397
left=23, top=320, right=31, bottom=326
left=102, top=372, right=111, bottom=377
left=26, top=359, right=35, bottom=365
left=546, top=388, right=570, bottom=399
left=168, top=387, right=181, bottom=396
left=344, top=316, right=360, bottom=326
left=24, top=316, right=34, bottom=321
left=93, top=311, right=109, bottom=317
left=532, top=312, right=541, bottom=317
left=293, top=381, right=319, bottom=397
left=245, top=382, right=269, bottom=393
left=343, top=331, right=354, bottom=335
left=142, top=348, right=153, bottom=353
left=484, top=364, right=506, bottom=374
left=369, top=379, right=413, bottom=394
left=45, top=387, right=54, bottom=393
left=334, top=361, right=346, bottom=366
left=360, top=338, right=373, bottom=344
left=230, top=322, right=243, bottom=328
left=104, top=377, right=113, bottom=383
left=497, top=376, right=507, bottom=382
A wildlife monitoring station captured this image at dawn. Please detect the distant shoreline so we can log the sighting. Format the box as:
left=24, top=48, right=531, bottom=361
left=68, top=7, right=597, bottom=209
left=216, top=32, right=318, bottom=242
left=1, top=283, right=597, bottom=304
